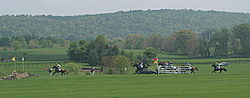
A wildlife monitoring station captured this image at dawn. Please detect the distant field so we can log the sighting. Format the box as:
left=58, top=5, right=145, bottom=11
left=0, top=48, right=68, bottom=61
left=3, top=48, right=248, bottom=64
left=124, top=49, right=190, bottom=58
left=1, top=62, right=250, bottom=98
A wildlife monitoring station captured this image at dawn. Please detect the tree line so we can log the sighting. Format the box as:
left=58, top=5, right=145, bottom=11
left=122, top=24, right=250, bottom=57
left=67, top=35, right=158, bottom=74
left=68, top=23, right=250, bottom=64
left=0, top=36, right=69, bottom=50
left=1, top=9, right=250, bottom=41
left=67, top=23, right=250, bottom=74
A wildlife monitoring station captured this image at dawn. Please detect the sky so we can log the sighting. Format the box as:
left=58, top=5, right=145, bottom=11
left=0, top=0, right=249, bottom=16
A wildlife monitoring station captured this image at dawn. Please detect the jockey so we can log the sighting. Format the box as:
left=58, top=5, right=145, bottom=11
left=169, top=62, right=173, bottom=66
left=56, top=63, right=62, bottom=71
left=139, top=62, right=144, bottom=68
left=186, top=63, right=192, bottom=66
left=91, top=66, right=95, bottom=75
left=216, top=65, right=221, bottom=69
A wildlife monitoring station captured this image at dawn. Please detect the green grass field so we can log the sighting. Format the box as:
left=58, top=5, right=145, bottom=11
left=1, top=48, right=250, bottom=98
left=0, top=48, right=68, bottom=61
left=1, top=62, right=250, bottom=98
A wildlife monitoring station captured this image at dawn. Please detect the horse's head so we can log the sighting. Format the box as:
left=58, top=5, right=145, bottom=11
left=211, top=64, right=216, bottom=67
left=158, top=62, right=164, bottom=65
left=143, top=64, right=149, bottom=68
left=133, top=64, right=139, bottom=67
left=52, top=65, right=57, bottom=68
left=193, top=67, right=198, bottom=71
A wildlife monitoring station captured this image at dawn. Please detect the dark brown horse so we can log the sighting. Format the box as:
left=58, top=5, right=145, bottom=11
left=211, top=64, right=227, bottom=73
left=133, top=63, right=148, bottom=73
left=158, top=62, right=173, bottom=66
left=133, top=63, right=156, bottom=74
left=52, top=65, right=67, bottom=76
left=190, top=67, right=198, bottom=74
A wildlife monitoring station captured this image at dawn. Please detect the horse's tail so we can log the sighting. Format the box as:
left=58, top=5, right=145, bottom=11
left=223, top=68, right=227, bottom=71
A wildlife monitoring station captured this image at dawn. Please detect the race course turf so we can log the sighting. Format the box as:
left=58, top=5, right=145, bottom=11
left=1, top=63, right=250, bottom=98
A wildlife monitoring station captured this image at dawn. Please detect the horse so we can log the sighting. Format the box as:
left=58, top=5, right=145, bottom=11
left=52, top=65, right=67, bottom=76
left=190, top=67, right=198, bottom=74
left=133, top=63, right=156, bottom=74
left=158, top=62, right=173, bottom=66
left=211, top=64, right=227, bottom=73
left=133, top=63, right=148, bottom=73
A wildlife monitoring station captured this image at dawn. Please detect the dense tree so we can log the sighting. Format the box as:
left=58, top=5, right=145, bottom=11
left=142, top=34, right=163, bottom=50
left=68, top=35, right=121, bottom=65
left=85, top=35, right=110, bottom=65
left=39, top=39, right=53, bottom=48
left=144, top=47, right=158, bottom=59
left=10, top=41, right=22, bottom=50
left=2, top=9, right=250, bottom=41
left=174, top=30, right=197, bottom=54
left=198, top=29, right=216, bottom=57
left=0, top=37, right=10, bottom=47
left=124, top=34, right=144, bottom=49
left=28, top=39, right=40, bottom=49
left=67, top=40, right=88, bottom=62
left=101, top=55, right=131, bottom=74
left=212, top=28, right=230, bottom=56
left=160, top=36, right=175, bottom=53
left=232, top=24, right=250, bottom=55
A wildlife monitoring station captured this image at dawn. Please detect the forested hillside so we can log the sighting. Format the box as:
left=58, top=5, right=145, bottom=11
left=1, top=9, right=250, bottom=41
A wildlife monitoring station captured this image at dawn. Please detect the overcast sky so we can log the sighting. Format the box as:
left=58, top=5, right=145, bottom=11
left=0, top=0, right=249, bottom=16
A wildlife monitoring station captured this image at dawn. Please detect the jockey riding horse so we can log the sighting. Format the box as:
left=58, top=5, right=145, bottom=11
left=52, top=64, right=67, bottom=76
left=133, top=62, right=156, bottom=74
left=211, top=63, right=227, bottom=73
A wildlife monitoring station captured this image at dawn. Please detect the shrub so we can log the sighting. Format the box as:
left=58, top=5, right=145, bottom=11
left=101, top=55, right=131, bottom=74
left=63, top=63, right=81, bottom=75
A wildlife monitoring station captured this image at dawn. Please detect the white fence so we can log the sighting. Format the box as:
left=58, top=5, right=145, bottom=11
left=157, top=66, right=191, bottom=74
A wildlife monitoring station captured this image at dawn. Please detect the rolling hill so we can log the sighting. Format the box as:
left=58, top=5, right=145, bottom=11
left=1, top=9, right=250, bottom=41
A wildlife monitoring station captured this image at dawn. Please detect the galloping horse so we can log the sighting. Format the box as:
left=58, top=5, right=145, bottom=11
left=52, top=65, right=67, bottom=76
left=158, top=62, right=173, bottom=66
left=211, top=64, right=227, bottom=73
left=190, top=67, right=198, bottom=74
left=133, top=63, right=156, bottom=74
left=133, top=63, right=148, bottom=73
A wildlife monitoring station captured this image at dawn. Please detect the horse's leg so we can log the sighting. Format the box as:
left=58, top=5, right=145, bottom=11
left=52, top=71, right=56, bottom=76
left=212, top=70, right=217, bottom=73
left=61, top=71, right=63, bottom=75
left=220, top=69, right=222, bottom=73
left=135, top=69, right=138, bottom=74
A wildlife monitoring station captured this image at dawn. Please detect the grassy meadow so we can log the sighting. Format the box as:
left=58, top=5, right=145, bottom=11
left=1, top=62, right=250, bottom=98
left=1, top=48, right=250, bottom=98
left=0, top=48, right=68, bottom=61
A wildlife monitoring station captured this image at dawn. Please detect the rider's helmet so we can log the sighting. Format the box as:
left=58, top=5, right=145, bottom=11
left=56, top=63, right=61, bottom=68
